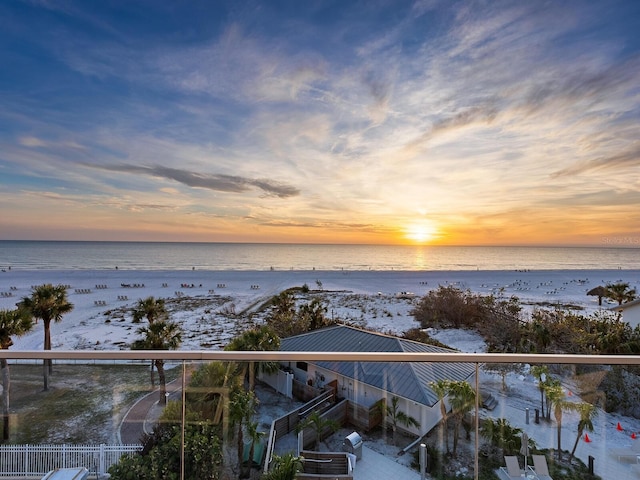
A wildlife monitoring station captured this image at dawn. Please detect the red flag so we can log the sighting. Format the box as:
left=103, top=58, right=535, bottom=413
left=632, top=433, right=637, bottom=439
left=584, top=433, right=591, bottom=443
left=617, top=422, right=623, bottom=431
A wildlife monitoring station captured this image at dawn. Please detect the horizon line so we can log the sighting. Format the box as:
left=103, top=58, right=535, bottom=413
left=1, top=239, right=638, bottom=249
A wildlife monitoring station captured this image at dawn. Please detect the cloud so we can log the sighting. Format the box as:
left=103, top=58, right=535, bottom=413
left=551, top=144, right=640, bottom=177
left=87, top=163, right=300, bottom=198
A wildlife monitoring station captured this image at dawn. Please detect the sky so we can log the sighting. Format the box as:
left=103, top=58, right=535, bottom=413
left=1, top=0, right=639, bottom=246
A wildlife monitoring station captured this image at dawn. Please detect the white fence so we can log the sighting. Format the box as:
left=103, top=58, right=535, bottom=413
left=0, top=444, right=142, bottom=477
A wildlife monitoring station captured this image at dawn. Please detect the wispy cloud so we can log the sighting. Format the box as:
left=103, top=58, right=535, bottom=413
left=1, top=0, right=639, bottom=244
left=551, top=144, right=640, bottom=177
left=86, top=163, right=300, bottom=198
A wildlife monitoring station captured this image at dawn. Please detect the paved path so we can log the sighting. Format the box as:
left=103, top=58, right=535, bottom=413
left=119, top=378, right=182, bottom=445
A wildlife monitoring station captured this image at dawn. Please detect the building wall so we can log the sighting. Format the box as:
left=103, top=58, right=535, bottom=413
left=622, top=304, right=640, bottom=329
left=283, top=361, right=441, bottom=437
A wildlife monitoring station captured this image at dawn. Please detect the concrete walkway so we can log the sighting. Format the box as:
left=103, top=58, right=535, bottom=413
left=353, top=446, right=422, bottom=480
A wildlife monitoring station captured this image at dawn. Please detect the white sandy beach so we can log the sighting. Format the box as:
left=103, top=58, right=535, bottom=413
left=1, top=268, right=640, bottom=479
left=2, top=268, right=638, bottom=351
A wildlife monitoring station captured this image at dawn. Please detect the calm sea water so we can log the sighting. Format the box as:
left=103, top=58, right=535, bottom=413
left=0, top=241, right=638, bottom=271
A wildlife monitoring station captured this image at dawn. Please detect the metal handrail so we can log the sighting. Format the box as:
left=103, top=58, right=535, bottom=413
left=1, top=349, right=639, bottom=365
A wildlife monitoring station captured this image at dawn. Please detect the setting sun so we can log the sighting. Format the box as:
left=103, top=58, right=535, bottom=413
left=405, top=222, right=438, bottom=244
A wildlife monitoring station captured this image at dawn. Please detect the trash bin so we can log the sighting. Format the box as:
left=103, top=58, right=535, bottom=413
left=343, top=431, right=363, bottom=460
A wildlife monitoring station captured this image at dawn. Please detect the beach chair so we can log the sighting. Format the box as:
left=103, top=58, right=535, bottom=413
left=611, top=439, right=640, bottom=461
left=500, top=455, right=523, bottom=479
left=529, top=454, right=552, bottom=480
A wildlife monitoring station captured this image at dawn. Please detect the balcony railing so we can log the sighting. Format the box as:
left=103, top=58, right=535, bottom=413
left=1, top=350, right=638, bottom=480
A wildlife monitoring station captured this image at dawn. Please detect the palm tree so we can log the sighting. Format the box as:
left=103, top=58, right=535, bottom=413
left=19, top=284, right=73, bottom=391
left=569, top=402, right=597, bottom=462
left=132, top=296, right=168, bottom=324
left=261, top=453, right=304, bottom=480
left=0, top=308, right=34, bottom=441
left=530, top=365, right=549, bottom=418
left=448, top=380, right=476, bottom=456
left=382, top=396, right=420, bottom=445
left=481, top=418, right=522, bottom=458
left=605, top=282, right=637, bottom=305
left=187, top=361, right=241, bottom=421
left=132, top=296, right=168, bottom=386
left=229, top=390, right=258, bottom=478
left=430, top=379, right=451, bottom=454
left=295, top=411, right=340, bottom=451
left=225, top=326, right=281, bottom=391
left=545, top=383, right=567, bottom=460
left=131, top=320, right=182, bottom=404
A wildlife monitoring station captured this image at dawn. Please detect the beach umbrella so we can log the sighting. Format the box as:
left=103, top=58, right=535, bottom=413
left=587, top=286, right=608, bottom=306
left=520, top=432, right=529, bottom=472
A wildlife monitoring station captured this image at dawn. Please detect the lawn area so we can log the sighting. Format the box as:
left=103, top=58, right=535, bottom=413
left=5, top=362, right=181, bottom=444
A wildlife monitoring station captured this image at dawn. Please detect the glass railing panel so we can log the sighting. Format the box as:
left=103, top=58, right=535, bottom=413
left=1, top=353, right=639, bottom=480
left=476, top=361, right=639, bottom=480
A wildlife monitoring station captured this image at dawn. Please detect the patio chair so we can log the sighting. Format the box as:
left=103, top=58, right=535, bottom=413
left=500, top=455, right=524, bottom=479
left=611, top=439, right=640, bottom=461
left=530, top=454, right=553, bottom=480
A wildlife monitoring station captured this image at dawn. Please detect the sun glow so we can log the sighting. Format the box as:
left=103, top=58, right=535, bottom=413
left=404, top=222, right=438, bottom=244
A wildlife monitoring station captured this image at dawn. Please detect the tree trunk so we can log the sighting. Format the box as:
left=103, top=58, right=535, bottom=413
left=43, top=360, right=49, bottom=391
left=156, top=360, right=167, bottom=405
left=244, top=443, right=255, bottom=478
left=44, top=319, right=53, bottom=375
left=440, top=403, right=449, bottom=454
left=556, top=412, right=563, bottom=460
left=43, top=319, right=52, bottom=390
left=237, top=426, right=245, bottom=479
left=149, top=360, right=155, bottom=387
left=1, top=359, right=9, bottom=441
left=569, top=427, right=583, bottom=462
left=248, top=361, right=255, bottom=391
left=452, top=419, right=460, bottom=456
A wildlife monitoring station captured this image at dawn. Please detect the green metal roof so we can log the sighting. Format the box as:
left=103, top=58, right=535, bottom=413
left=280, top=325, right=475, bottom=406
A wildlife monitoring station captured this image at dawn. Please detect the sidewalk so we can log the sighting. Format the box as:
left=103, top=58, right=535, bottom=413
left=119, top=377, right=182, bottom=444
left=353, top=446, right=422, bottom=480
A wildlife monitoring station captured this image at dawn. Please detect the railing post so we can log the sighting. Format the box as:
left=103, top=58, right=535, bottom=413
left=474, top=362, right=479, bottom=480
left=99, top=443, right=105, bottom=476
left=181, top=360, right=186, bottom=480
left=24, top=444, right=29, bottom=477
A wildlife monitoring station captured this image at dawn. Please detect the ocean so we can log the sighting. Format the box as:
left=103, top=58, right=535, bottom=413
left=1, top=241, right=639, bottom=271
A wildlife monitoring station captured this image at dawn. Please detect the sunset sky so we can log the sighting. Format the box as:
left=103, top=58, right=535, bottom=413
left=1, top=1, right=639, bottom=246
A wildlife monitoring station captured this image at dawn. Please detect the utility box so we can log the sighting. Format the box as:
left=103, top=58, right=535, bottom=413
left=41, top=468, right=89, bottom=480
left=342, top=431, right=363, bottom=460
